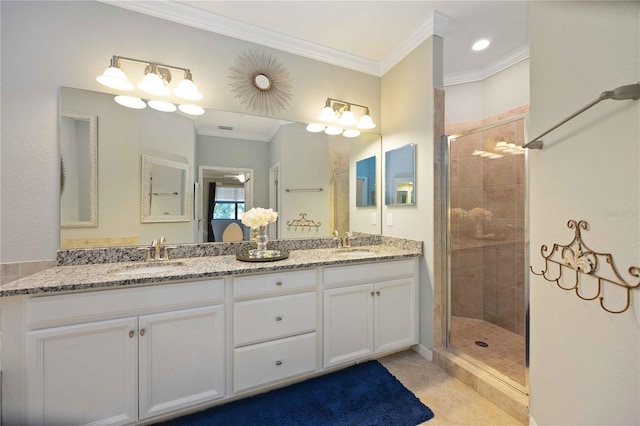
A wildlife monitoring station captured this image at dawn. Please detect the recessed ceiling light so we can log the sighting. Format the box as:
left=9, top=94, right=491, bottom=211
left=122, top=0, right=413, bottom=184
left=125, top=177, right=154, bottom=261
left=472, top=39, right=491, bottom=51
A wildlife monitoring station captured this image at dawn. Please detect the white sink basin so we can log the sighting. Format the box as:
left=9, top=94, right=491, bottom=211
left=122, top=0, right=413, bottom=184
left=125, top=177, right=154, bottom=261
left=112, top=262, right=184, bottom=276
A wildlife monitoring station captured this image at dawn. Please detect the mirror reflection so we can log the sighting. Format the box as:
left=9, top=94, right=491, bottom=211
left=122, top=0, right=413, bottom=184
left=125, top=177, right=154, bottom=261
left=355, top=156, right=376, bottom=207
left=60, top=111, right=98, bottom=228
left=385, top=144, right=416, bottom=206
left=59, top=87, right=382, bottom=249
left=141, top=154, right=191, bottom=223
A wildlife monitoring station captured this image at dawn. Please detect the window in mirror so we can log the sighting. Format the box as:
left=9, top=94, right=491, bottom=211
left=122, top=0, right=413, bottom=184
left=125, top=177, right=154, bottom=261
left=141, top=154, right=191, bottom=223
left=385, top=144, right=416, bottom=206
left=60, top=111, right=98, bottom=228
left=355, top=155, right=376, bottom=207
left=213, top=186, right=245, bottom=220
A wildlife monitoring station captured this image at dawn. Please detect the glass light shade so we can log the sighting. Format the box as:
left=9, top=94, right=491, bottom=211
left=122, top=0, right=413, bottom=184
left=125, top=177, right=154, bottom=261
left=342, top=129, right=361, bottom=138
left=178, top=104, right=205, bottom=116
left=114, top=96, right=146, bottom=109
left=488, top=154, right=504, bottom=159
left=318, top=106, right=337, bottom=122
left=337, top=110, right=356, bottom=126
left=494, top=141, right=508, bottom=151
left=137, top=72, right=170, bottom=96
left=173, top=78, right=203, bottom=101
left=357, top=114, right=376, bottom=129
left=472, top=150, right=484, bottom=156
left=324, top=126, right=343, bottom=135
left=148, top=100, right=177, bottom=112
left=480, top=152, right=493, bottom=157
left=96, top=66, right=134, bottom=91
left=306, top=123, right=326, bottom=133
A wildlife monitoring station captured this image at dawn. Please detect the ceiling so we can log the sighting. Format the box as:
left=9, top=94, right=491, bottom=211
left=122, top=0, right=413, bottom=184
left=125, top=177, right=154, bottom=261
left=107, top=1, right=529, bottom=140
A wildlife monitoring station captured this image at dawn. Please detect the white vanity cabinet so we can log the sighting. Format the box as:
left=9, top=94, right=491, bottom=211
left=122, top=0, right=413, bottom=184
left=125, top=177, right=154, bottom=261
left=5, top=280, right=226, bottom=426
left=232, top=269, right=319, bottom=392
left=323, top=259, right=418, bottom=367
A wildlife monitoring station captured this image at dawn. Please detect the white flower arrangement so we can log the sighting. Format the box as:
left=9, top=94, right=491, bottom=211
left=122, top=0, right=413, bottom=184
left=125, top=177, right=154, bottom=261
left=242, top=207, right=278, bottom=229
left=467, top=207, right=494, bottom=219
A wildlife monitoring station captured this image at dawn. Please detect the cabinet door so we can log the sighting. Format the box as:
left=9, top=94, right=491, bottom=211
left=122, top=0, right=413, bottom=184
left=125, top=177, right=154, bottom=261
left=27, top=317, right=138, bottom=426
left=138, top=305, right=225, bottom=420
left=374, top=277, right=417, bottom=354
left=323, top=284, right=374, bottom=367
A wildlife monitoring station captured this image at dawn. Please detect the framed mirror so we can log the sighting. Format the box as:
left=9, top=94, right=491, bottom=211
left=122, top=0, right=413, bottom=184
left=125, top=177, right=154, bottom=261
left=141, top=154, right=191, bottom=223
left=355, top=155, right=376, bottom=207
left=385, top=143, right=416, bottom=206
left=60, top=111, right=98, bottom=228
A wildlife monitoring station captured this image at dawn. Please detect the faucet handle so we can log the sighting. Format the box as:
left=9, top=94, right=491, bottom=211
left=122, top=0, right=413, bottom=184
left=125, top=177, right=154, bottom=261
left=163, top=245, right=177, bottom=260
left=137, top=247, right=152, bottom=262
left=159, top=236, right=166, bottom=245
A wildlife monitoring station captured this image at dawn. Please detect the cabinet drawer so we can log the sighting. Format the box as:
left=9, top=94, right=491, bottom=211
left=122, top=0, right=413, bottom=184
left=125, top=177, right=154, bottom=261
left=234, top=269, right=316, bottom=299
left=27, top=279, right=225, bottom=329
left=324, top=259, right=416, bottom=288
left=234, top=333, right=317, bottom=392
left=234, top=292, right=316, bottom=347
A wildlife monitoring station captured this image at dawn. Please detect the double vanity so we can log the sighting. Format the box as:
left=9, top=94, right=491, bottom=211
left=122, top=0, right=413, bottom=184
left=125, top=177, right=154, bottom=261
left=1, top=237, right=421, bottom=425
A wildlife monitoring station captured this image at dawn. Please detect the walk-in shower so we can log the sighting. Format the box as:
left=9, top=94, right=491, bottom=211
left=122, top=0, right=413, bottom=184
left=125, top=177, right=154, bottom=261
left=446, top=115, right=528, bottom=390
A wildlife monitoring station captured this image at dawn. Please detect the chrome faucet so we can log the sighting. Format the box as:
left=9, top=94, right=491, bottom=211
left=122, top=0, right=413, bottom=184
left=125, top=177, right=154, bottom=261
left=342, top=232, right=352, bottom=248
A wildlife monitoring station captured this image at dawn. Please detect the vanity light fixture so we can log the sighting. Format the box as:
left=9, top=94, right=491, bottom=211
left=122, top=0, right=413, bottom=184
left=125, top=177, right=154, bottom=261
left=310, top=97, right=376, bottom=136
left=472, top=38, right=491, bottom=51
left=96, top=55, right=204, bottom=116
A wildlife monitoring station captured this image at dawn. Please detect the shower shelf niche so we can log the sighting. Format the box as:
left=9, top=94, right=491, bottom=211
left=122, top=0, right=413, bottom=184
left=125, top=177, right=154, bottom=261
left=531, top=219, right=640, bottom=314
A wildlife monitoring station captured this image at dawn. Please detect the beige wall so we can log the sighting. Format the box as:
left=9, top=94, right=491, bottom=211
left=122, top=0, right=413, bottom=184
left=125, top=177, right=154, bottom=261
left=381, top=36, right=443, bottom=348
left=529, top=2, right=639, bottom=424
left=0, top=1, right=380, bottom=263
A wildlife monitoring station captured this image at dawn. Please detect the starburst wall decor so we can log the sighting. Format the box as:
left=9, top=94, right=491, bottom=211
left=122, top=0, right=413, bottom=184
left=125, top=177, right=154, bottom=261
left=228, top=50, right=293, bottom=115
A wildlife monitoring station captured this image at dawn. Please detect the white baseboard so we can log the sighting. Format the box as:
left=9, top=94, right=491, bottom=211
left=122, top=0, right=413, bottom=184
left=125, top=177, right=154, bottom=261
left=529, top=415, right=538, bottom=426
left=412, top=344, right=433, bottom=361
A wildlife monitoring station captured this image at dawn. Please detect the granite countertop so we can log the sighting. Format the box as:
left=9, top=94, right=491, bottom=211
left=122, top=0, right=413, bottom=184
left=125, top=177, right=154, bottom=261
left=1, top=245, right=422, bottom=297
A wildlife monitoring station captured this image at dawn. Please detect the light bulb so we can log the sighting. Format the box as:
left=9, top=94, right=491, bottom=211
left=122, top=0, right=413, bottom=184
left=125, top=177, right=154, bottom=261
left=472, top=39, right=490, bottom=51
left=337, top=110, right=356, bottom=126
left=178, top=104, right=205, bottom=116
left=306, top=123, right=326, bottom=133
left=174, top=77, right=203, bottom=101
left=357, top=114, right=376, bottom=129
left=137, top=71, right=169, bottom=96
left=343, top=129, right=361, bottom=138
left=114, top=96, right=146, bottom=109
left=324, top=126, right=343, bottom=135
left=148, top=100, right=177, bottom=112
left=318, top=106, right=337, bottom=122
left=97, top=66, right=134, bottom=91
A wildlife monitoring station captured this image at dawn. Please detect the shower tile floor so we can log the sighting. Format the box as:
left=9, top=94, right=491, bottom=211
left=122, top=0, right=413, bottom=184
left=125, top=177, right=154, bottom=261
left=450, top=316, right=526, bottom=385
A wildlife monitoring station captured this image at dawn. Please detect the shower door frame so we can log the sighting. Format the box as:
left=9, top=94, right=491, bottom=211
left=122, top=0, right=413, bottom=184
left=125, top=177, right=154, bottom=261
left=444, top=113, right=530, bottom=395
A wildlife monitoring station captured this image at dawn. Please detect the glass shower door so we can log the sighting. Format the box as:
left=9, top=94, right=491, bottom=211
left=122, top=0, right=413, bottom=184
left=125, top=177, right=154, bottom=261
left=447, top=116, right=528, bottom=390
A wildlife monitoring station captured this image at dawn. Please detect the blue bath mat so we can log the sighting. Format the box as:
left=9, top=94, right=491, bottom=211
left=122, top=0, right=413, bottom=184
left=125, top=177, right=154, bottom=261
left=157, top=360, right=434, bottom=425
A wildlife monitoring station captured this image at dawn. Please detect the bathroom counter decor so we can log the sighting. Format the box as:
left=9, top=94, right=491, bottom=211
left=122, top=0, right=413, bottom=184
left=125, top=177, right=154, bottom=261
left=531, top=219, right=640, bottom=314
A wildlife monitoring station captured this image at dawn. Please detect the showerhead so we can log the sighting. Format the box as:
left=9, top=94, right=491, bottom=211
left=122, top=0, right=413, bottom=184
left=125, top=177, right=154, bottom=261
left=599, top=82, right=640, bottom=101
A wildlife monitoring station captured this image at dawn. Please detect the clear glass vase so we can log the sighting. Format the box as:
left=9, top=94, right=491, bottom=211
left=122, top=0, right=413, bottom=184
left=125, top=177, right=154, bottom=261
left=255, top=225, right=268, bottom=252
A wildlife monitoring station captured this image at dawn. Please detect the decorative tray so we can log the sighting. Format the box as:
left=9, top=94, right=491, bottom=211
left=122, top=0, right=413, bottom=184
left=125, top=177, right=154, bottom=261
left=236, top=249, right=290, bottom=262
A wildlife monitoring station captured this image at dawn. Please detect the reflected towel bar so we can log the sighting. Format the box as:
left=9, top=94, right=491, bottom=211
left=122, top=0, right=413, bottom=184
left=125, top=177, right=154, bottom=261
left=523, top=82, right=640, bottom=150
left=285, top=188, right=323, bottom=192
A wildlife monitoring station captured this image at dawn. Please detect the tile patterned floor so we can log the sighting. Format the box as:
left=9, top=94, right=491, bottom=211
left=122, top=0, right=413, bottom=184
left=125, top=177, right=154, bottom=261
left=379, top=350, right=524, bottom=425
left=449, top=316, right=526, bottom=386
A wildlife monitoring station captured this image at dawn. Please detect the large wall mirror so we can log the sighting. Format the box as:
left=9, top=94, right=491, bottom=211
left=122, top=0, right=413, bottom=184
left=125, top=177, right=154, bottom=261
left=355, top=156, right=376, bottom=207
left=385, top=143, right=416, bottom=206
left=59, top=87, right=382, bottom=249
left=60, top=111, right=98, bottom=228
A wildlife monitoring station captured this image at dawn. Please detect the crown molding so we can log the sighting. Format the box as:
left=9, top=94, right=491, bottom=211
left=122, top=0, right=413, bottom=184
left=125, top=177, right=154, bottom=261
left=444, top=44, right=529, bottom=86
left=100, top=0, right=381, bottom=76
left=379, top=10, right=452, bottom=76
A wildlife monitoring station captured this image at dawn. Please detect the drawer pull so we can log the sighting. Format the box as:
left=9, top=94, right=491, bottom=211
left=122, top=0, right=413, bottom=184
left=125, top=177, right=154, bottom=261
left=275, top=316, right=283, bottom=322
left=371, top=291, right=374, bottom=296
left=376, top=291, right=381, bottom=296
left=275, top=360, right=283, bottom=366
left=129, top=330, right=135, bottom=338
left=140, top=329, right=146, bottom=337
left=275, top=281, right=283, bottom=286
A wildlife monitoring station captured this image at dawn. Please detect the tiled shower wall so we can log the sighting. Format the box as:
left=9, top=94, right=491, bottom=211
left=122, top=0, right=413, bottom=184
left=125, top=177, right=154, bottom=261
left=449, top=119, right=526, bottom=336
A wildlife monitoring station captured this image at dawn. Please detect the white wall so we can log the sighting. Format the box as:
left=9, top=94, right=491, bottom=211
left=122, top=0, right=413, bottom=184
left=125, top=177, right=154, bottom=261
left=445, top=59, right=530, bottom=124
left=381, top=36, right=442, bottom=348
left=529, top=2, right=640, bottom=424
left=0, top=1, right=380, bottom=263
